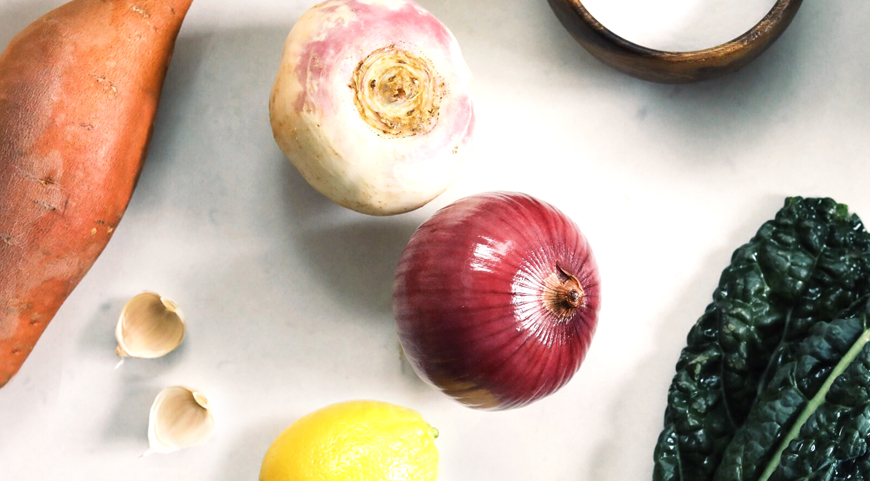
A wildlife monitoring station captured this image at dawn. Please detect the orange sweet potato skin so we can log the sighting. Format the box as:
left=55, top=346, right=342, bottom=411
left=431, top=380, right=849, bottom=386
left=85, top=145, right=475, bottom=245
left=0, top=0, right=193, bottom=387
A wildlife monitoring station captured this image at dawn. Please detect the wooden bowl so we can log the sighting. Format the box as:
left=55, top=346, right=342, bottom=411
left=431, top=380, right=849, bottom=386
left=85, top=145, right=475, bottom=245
left=548, top=0, right=804, bottom=83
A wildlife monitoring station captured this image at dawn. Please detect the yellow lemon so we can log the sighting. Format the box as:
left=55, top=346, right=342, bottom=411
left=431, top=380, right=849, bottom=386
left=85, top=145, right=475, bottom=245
left=259, top=400, right=439, bottom=481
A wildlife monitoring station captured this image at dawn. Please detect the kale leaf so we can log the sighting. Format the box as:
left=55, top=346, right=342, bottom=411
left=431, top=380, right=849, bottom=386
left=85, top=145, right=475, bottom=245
left=653, top=197, right=870, bottom=481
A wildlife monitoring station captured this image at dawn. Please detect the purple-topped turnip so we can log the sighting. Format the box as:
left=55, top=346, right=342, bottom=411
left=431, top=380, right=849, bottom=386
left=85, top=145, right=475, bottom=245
left=270, top=0, right=475, bottom=215
left=393, top=192, right=601, bottom=410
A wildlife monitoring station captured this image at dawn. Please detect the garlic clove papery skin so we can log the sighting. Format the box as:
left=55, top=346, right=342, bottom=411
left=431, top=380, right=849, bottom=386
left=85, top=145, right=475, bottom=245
left=146, top=386, right=215, bottom=455
left=115, top=292, right=185, bottom=362
left=270, top=0, right=475, bottom=216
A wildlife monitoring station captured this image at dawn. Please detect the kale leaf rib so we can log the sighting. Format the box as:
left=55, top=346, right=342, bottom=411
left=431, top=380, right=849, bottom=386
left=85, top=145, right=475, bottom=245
left=769, top=313, right=870, bottom=481
left=716, top=301, right=870, bottom=481
left=760, top=310, right=870, bottom=481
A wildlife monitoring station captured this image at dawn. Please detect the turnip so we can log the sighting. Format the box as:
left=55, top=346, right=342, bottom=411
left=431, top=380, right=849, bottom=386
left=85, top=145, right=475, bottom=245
left=270, top=0, right=475, bottom=216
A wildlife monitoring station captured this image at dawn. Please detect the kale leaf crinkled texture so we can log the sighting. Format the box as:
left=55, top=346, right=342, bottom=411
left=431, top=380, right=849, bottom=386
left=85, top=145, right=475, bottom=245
left=653, top=197, right=870, bottom=481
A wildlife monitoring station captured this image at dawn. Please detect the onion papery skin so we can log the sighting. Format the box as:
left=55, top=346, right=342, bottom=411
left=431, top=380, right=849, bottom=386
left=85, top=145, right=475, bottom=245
left=270, top=0, right=475, bottom=216
left=393, top=192, right=601, bottom=410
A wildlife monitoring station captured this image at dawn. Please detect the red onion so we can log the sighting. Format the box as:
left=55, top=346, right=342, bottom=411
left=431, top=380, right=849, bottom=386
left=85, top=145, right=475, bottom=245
left=393, top=192, right=601, bottom=410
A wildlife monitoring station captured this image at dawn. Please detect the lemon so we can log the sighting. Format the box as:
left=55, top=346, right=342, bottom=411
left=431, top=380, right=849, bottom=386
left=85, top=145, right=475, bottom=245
left=259, top=400, right=439, bottom=481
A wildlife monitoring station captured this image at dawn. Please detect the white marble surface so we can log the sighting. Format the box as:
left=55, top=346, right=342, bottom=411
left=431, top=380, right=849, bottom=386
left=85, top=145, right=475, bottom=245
left=1, top=0, right=869, bottom=479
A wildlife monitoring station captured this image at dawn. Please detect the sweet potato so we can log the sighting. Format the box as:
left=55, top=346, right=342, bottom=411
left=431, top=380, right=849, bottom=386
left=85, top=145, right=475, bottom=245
left=0, top=0, right=193, bottom=388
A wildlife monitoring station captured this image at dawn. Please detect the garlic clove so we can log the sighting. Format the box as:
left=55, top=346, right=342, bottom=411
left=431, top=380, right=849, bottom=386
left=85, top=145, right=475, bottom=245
left=115, top=292, right=185, bottom=364
left=146, top=386, right=215, bottom=455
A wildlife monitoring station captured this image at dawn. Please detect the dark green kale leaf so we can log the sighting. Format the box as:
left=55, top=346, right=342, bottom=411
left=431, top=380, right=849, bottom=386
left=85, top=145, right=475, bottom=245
left=653, top=197, right=870, bottom=481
